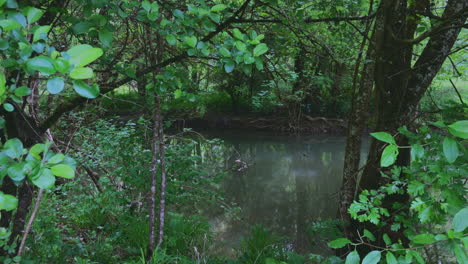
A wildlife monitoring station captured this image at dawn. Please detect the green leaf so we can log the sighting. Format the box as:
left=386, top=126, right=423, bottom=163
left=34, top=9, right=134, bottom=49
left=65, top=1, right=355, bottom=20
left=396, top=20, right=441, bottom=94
left=70, top=67, right=94, bottom=79
left=453, top=242, right=468, bottom=264
left=26, top=56, right=56, bottom=75
left=235, top=41, right=246, bottom=51
left=72, top=21, right=93, bottom=35
left=25, top=6, right=44, bottom=24
left=443, top=137, right=459, bottom=163
left=166, top=35, right=177, bottom=46
left=410, top=144, right=424, bottom=161
left=327, top=238, right=351, bottom=249
left=147, top=8, right=159, bottom=21
left=232, top=28, right=243, bottom=40
left=255, top=58, right=264, bottom=70
left=385, top=252, right=397, bottom=264
left=448, top=120, right=468, bottom=139
left=47, top=153, right=65, bottom=164
left=362, top=251, right=381, bottom=264
left=211, top=4, right=227, bottom=12
left=14, top=86, right=31, bottom=97
left=0, top=39, right=9, bottom=50
left=410, top=251, right=425, bottom=264
left=253, top=43, right=269, bottom=57
left=0, top=19, right=22, bottom=31
left=453, top=208, right=468, bottom=232
left=46, top=77, right=65, bottom=94
left=370, top=132, right=396, bottom=144
left=174, top=89, right=182, bottom=99
left=412, top=233, right=436, bottom=244
left=383, top=233, right=392, bottom=245
left=219, top=47, right=231, bottom=57
left=381, top=144, right=398, bottom=167
left=33, top=25, right=50, bottom=42
left=73, top=80, right=99, bottom=99
left=50, top=164, right=75, bottom=179
left=345, top=250, right=360, bottom=264
left=4, top=138, right=23, bottom=159
left=461, top=237, right=468, bottom=248
left=29, top=143, right=45, bottom=159
left=3, top=103, right=14, bottom=112
left=32, top=168, right=55, bottom=189
left=183, top=36, right=197, bottom=48
left=141, top=0, right=151, bottom=11
left=0, top=192, right=18, bottom=211
left=0, top=72, right=5, bottom=96
left=53, top=58, right=70, bottom=73
left=7, top=162, right=26, bottom=181
left=428, top=120, right=446, bottom=128
left=363, top=229, right=376, bottom=241
left=243, top=54, right=255, bottom=64
left=435, top=234, right=447, bottom=241
left=68, top=46, right=103, bottom=67
left=98, top=29, right=112, bottom=47
left=224, top=60, right=235, bottom=73
left=67, top=44, right=93, bottom=57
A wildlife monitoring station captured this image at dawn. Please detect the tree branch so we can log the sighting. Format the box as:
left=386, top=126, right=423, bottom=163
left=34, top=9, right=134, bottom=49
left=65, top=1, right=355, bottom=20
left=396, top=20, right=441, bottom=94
left=39, top=0, right=253, bottom=132
left=232, top=12, right=377, bottom=24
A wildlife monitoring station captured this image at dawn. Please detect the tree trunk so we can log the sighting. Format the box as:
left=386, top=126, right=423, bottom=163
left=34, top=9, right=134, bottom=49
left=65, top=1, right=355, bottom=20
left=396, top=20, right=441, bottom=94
left=360, top=0, right=466, bottom=191
left=340, top=0, right=466, bottom=250
left=339, top=0, right=375, bottom=234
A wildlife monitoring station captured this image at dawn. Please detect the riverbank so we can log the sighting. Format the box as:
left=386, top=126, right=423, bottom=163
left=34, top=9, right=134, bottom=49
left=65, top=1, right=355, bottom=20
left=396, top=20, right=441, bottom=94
left=169, top=114, right=348, bottom=135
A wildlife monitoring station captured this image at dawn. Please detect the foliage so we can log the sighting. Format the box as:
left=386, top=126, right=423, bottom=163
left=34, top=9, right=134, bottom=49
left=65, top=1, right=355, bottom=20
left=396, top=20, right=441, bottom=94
left=330, top=120, right=468, bottom=263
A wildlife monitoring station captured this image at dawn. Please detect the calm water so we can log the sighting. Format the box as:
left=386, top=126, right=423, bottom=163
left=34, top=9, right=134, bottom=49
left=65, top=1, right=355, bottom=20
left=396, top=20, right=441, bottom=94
left=203, top=131, right=368, bottom=255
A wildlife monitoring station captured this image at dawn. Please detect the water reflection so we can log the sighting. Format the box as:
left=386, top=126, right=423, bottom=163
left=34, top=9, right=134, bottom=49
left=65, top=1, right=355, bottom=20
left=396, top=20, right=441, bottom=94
left=202, top=131, right=366, bottom=255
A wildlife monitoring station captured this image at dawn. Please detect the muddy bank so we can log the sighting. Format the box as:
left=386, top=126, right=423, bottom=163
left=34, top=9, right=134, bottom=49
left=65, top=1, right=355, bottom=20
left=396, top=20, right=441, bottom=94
left=169, top=115, right=348, bottom=135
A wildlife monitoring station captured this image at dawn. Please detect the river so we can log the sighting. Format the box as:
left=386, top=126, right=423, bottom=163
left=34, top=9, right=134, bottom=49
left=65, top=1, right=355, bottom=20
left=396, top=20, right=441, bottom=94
left=201, top=130, right=369, bottom=256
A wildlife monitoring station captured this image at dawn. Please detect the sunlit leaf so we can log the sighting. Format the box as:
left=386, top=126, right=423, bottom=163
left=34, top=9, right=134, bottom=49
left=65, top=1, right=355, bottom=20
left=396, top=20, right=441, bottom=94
left=370, top=132, right=396, bottom=144
left=73, top=80, right=99, bottom=99
left=32, top=168, right=55, bottom=189
left=25, top=6, right=44, bottom=24
left=443, top=137, right=458, bottom=163
left=47, top=77, right=65, bottom=94
left=51, top=164, right=75, bottom=179
left=211, top=4, right=227, bottom=12
left=362, top=251, right=381, bottom=264
left=381, top=144, right=398, bottom=167
left=453, top=208, right=468, bottom=232
left=70, top=67, right=94, bottom=79
left=345, top=250, right=360, bottom=264
left=448, top=120, right=468, bottom=139
left=26, top=56, right=56, bottom=75
left=327, top=238, right=351, bottom=249
left=412, top=234, right=436, bottom=244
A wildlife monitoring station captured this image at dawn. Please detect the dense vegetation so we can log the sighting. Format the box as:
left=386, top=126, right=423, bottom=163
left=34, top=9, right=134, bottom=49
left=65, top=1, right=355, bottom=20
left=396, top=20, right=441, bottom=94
left=0, top=0, right=466, bottom=263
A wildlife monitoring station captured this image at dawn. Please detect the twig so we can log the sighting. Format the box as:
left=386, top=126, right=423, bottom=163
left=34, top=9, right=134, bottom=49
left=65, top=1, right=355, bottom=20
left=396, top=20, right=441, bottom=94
left=449, top=79, right=465, bottom=105
left=17, top=188, right=44, bottom=257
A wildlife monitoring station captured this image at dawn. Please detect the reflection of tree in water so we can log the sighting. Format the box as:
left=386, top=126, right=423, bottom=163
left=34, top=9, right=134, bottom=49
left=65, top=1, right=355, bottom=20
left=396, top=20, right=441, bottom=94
left=207, top=134, right=347, bottom=253
left=292, top=140, right=344, bottom=253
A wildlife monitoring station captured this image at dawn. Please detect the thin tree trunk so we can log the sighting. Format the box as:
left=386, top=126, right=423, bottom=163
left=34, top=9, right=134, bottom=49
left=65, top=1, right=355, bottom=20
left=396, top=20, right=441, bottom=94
left=156, top=95, right=167, bottom=246
left=148, top=99, right=161, bottom=257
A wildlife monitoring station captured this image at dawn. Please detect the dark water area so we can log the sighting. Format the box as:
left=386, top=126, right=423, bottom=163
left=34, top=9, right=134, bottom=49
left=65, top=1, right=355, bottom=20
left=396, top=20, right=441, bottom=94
left=201, top=130, right=369, bottom=256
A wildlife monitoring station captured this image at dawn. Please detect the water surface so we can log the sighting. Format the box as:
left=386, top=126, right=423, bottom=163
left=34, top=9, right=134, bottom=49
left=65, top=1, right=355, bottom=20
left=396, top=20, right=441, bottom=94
left=203, top=130, right=367, bottom=255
